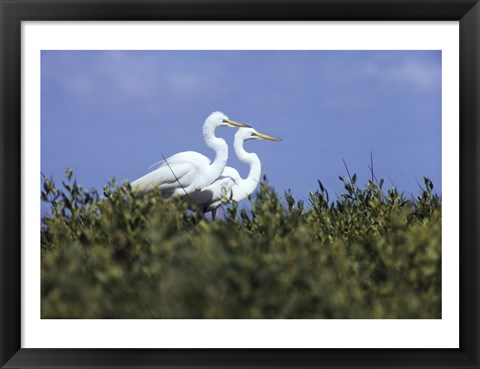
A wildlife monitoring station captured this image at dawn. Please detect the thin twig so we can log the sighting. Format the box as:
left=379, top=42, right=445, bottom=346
left=370, top=150, right=374, bottom=183
left=342, top=159, right=353, bottom=184
left=161, top=153, right=193, bottom=202
left=368, top=151, right=381, bottom=186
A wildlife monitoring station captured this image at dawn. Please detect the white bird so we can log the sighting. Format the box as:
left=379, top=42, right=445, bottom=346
left=188, top=127, right=281, bottom=219
left=131, top=112, right=250, bottom=196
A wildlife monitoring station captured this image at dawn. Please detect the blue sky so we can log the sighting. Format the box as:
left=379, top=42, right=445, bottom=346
left=41, top=50, right=441, bottom=204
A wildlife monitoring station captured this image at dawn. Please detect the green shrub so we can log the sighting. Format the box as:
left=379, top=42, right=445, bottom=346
left=41, top=170, right=441, bottom=319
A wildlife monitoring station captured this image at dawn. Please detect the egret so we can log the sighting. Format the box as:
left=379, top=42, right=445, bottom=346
left=188, top=127, right=281, bottom=219
left=131, top=112, right=251, bottom=196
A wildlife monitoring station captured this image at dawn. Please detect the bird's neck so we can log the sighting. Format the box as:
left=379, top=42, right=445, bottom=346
left=203, top=123, right=228, bottom=183
left=232, top=137, right=261, bottom=201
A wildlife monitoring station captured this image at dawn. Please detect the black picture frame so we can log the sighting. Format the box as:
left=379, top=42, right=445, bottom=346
left=1, top=0, right=479, bottom=368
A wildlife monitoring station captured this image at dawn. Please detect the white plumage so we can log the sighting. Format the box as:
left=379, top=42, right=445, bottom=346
left=188, top=127, right=281, bottom=218
left=131, top=112, right=250, bottom=196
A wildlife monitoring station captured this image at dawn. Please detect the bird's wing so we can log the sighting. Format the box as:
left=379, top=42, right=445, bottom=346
left=188, top=167, right=239, bottom=208
left=220, top=166, right=242, bottom=184
left=133, top=151, right=211, bottom=192
left=132, top=163, right=192, bottom=191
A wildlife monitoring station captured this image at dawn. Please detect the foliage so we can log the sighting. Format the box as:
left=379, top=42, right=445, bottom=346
left=41, top=170, right=441, bottom=319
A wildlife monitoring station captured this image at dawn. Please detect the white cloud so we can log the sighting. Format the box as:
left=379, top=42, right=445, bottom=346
left=362, top=57, right=440, bottom=92
left=63, top=75, right=95, bottom=96
left=55, top=51, right=228, bottom=107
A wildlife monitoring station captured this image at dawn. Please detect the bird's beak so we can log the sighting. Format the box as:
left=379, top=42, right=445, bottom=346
left=253, top=132, right=282, bottom=141
left=223, top=119, right=251, bottom=128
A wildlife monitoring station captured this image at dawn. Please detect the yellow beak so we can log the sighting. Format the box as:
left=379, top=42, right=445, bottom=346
left=223, top=119, right=251, bottom=128
left=253, top=132, right=282, bottom=141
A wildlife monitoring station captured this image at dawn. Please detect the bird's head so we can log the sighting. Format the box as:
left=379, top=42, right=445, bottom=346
left=236, top=127, right=281, bottom=142
left=205, top=111, right=251, bottom=129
